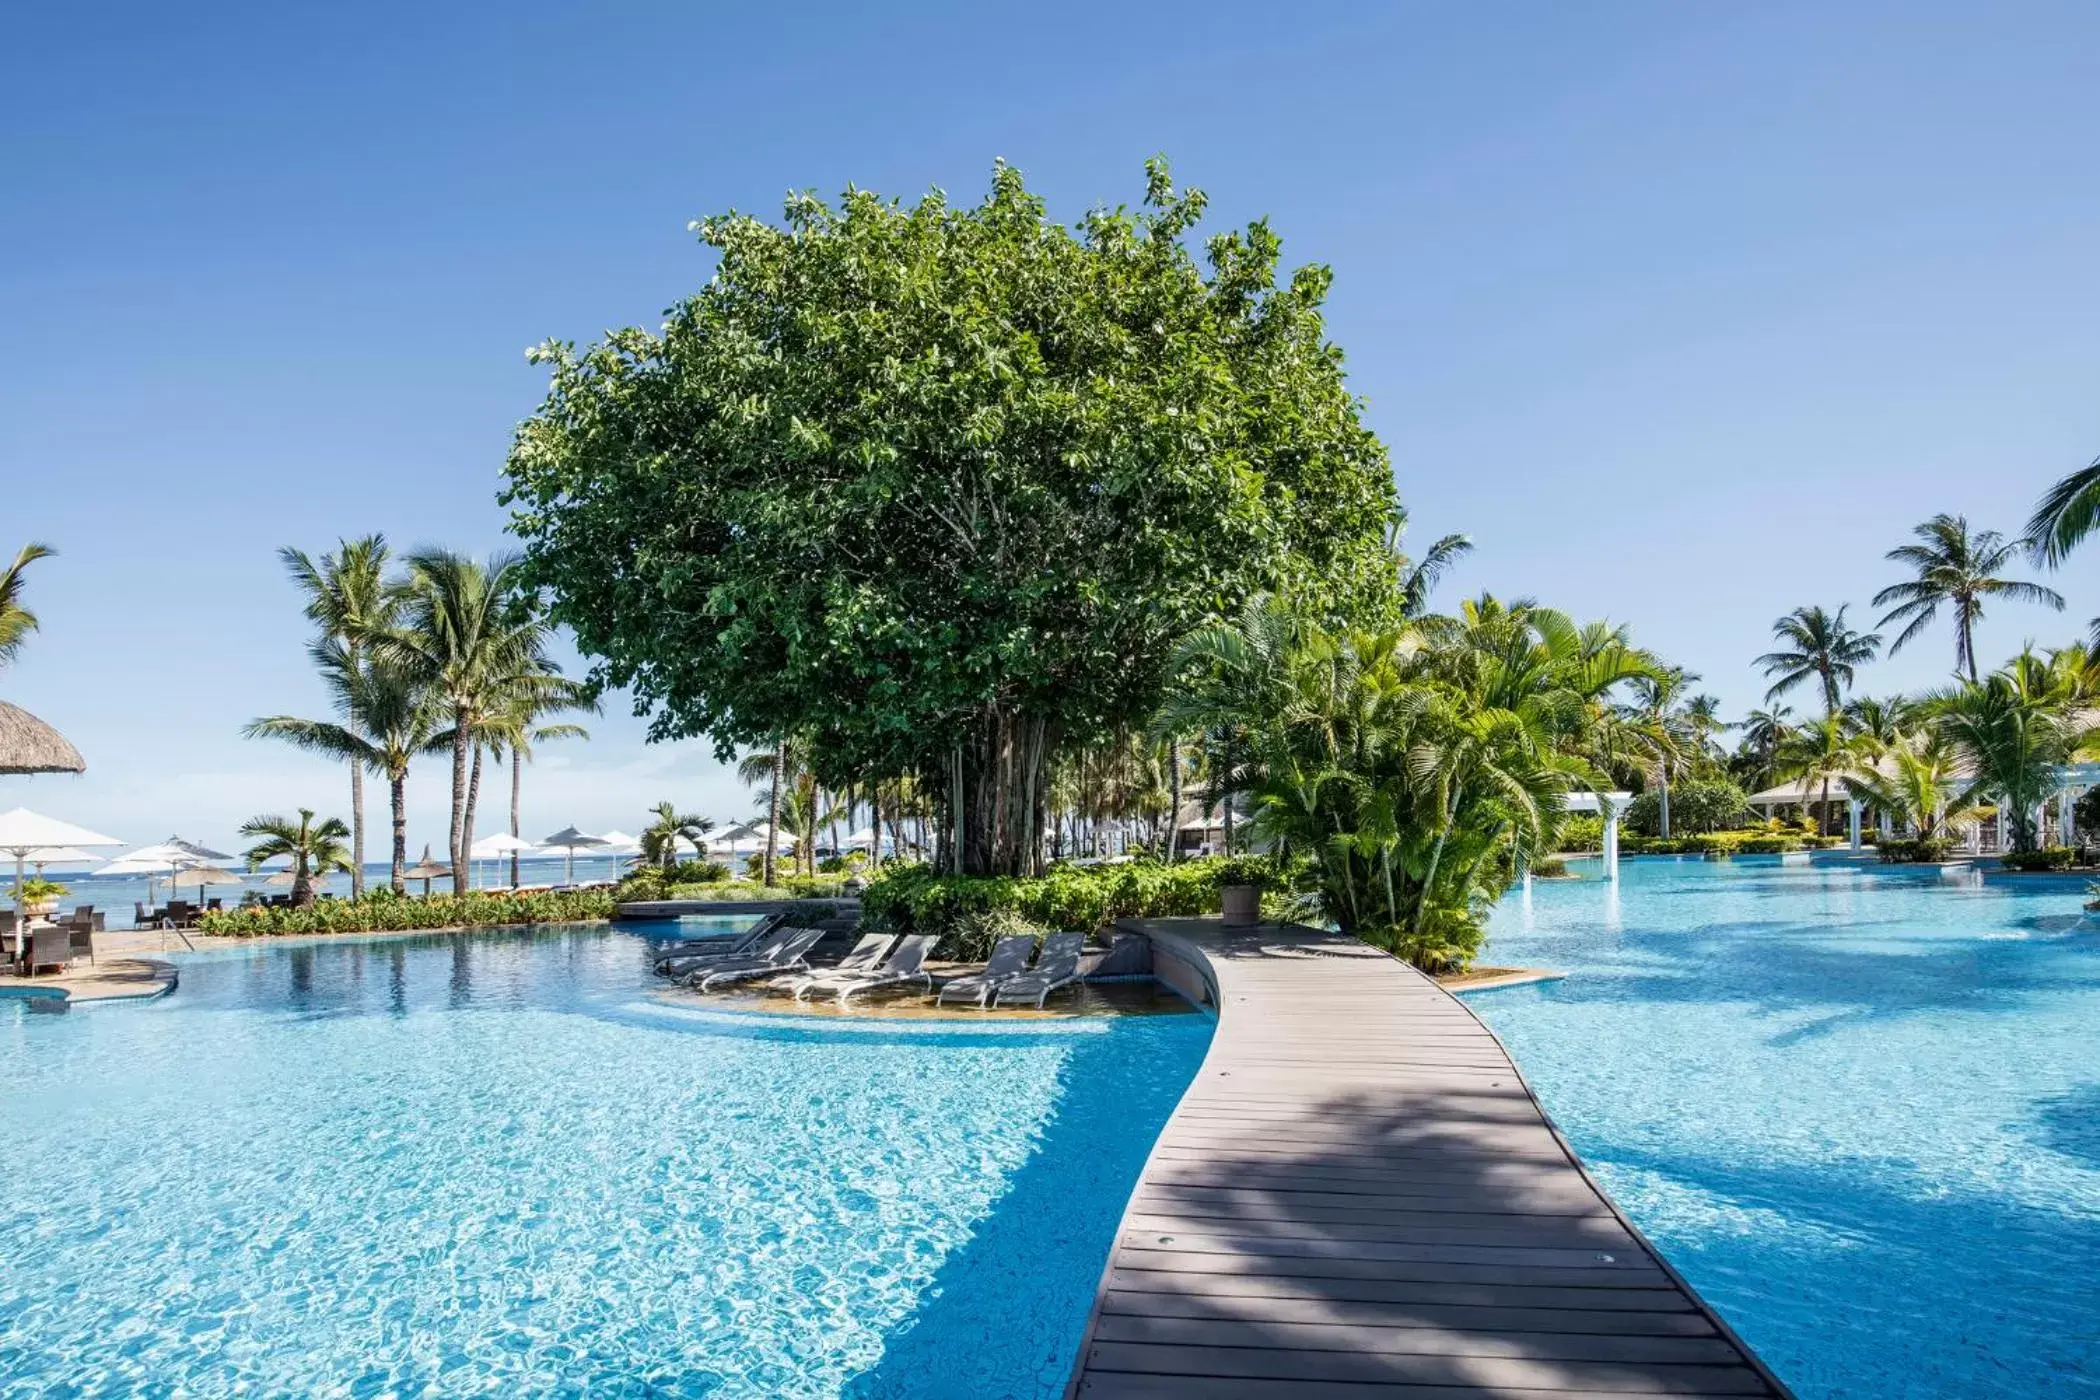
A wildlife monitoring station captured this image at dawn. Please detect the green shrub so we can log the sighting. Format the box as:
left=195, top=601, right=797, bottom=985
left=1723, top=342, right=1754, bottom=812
left=1623, top=780, right=1754, bottom=837
left=1878, top=836, right=1955, bottom=864
left=1531, top=856, right=1570, bottom=878
left=196, top=888, right=617, bottom=937
left=1999, top=846, right=2077, bottom=872
left=1557, top=815, right=1603, bottom=852
left=669, top=858, right=731, bottom=884
left=861, top=859, right=1234, bottom=937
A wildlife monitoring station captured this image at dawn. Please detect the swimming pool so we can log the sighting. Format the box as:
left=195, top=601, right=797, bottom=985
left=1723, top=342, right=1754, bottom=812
left=1473, top=855, right=2100, bottom=1399
left=0, top=922, right=1211, bottom=1397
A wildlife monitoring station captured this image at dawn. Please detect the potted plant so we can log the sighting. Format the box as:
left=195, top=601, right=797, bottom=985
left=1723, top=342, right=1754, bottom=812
left=15, top=877, right=68, bottom=917
left=1214, top=855, right=1271, bottom=927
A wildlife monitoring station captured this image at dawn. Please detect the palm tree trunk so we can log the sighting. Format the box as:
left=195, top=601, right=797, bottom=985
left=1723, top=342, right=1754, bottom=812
left=464, top=746, right=484, bottom=889
left=1658, top=764, right=1672, bottom=840
left=764, top=743, right=783, bottom=886
left=1166, top=738, right=1182, bottom=862
left=509, top=747, right=523, bottom=889
left=1960, top=603, right=1978, bottom=683
left=348, top=758, right=366, bottom=899
left=390, top=770, right=408, bottom=893
left=447, top=715, right=470, bottom=894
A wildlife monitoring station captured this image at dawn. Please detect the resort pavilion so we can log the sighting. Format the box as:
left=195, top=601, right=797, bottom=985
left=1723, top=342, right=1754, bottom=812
left=1748, top=760, right=2100, bottom=855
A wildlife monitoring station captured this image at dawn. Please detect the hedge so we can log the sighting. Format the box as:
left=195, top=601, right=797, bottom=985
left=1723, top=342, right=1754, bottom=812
left=197, top=888, right=618, bottom=937
left=859, top=857, right=1272, bottom=937
left=1998, top=845, right=2078, bottom=872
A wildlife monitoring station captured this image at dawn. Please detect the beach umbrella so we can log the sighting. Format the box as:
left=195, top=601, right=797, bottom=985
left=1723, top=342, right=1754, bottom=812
left=166, top=866, right=242, bottom=909
left=468, top=831, right=538, bottom=888
left=538, top=826, right=606, bottom=885
left=0, top=809, right=120, bottom=971
left=0, top=702, right=85, bottom=776
left=594, top=828, right=640, bottom=879
left=402, top=845, right=453, bottom=898
left=98, top=837, right=235, bottom=907
left=21, top=846, right=92, bottom=874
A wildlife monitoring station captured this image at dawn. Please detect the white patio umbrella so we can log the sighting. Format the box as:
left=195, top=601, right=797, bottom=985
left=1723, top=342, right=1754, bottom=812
left=469, top=831, right=538, bottom=888
left=97, top=837, right=235, bottom=907
left=165, top=866, right=243, bottom=910
left=538, top=826, right=607, bottom=886
left=594, top=829, right=640, bottom=879
left=21, top=846, right=93, bottom=874
left=0, top=809, right=121, bottom=969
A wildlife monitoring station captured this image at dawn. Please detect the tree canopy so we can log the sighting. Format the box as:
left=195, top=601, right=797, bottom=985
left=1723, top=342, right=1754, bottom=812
left=503, top=160, right=1400, bottom=874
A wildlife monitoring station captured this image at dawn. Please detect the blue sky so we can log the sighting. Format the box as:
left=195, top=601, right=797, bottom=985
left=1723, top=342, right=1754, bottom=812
left=4, top=0, right=2097, bottom=855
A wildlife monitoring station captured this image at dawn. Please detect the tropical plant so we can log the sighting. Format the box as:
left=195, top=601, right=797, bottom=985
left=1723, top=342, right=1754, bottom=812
left=245, top=655, right=451, bottom=892
left=1873, top=515, right=2062, bottom=682
left=1619, top=667, right=1697, bottom=838
left=1925, top=651, right=2098, bottom=853
left=1733, top=704, right=1797, bottom=788
left=1756, top=605, right=1881, bottom=717
left=2025, top=453, right=2100, bottom=566
left=503, top=160, right=1402, bottom=877
left=0, top=542, right=55, bottom=670
left=1623, top=779, right=1753, bottom=837
left=1841, top=694, right=1921, bottom=753
left=481, top=671, right=594, bottom=887
left=1844, top=731, right=1983, bottom=843
left=639, top=802, right=713, bottom=870
left=387, top=550, right=559, bottom=892
left=14, top=876, right=67, bottom=904
left=1772, top=714, right=1873, bottom=835
left=1390, top=516, right=1472, bottom=619
left=278, top=536, right=396, bottom=897
left=239, top=808, right=355, bottom=909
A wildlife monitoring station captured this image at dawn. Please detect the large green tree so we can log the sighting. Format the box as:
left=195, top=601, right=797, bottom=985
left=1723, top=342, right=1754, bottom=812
left=504, top=161, right=1400, bottom=876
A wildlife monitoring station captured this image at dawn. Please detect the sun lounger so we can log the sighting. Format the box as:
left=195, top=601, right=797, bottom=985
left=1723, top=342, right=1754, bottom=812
left=653, top=913, right=785, bottom=976
left=934, top=934, right=1039, bottom=1007
left=687, top=926, right=827, bottom=991
left=991, top=931, right=1088, bottom=1008
left=798, top=933, right=940, bottom=1005
left=771, top=931, right=897, bottom=996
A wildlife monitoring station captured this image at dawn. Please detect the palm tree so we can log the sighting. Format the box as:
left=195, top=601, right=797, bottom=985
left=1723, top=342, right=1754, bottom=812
left=388, top=550, right=552, bottom=892
left=1841, top=694, right=1919, bottom=754
left=1756, top=605, right=1881, bottom=717
left=1620, top=668, right=1696, bottom=838
left=479, top=668, right=594, bottom=887
left=0, top=543, right=55, bottom=670
left=1845, top=732, right=1983, bottom=843
left=280, top=536, right=396, bottom=897
left=2025, top=453, right=2100, bottom=566
left=639, top=802, right=713, bottom=870
left=1772, top=714, right=1871, bottom=836
left=1398, top=535, right=1473, bottom=619
left=1734, top=704, right=1796, bottom=785
left=1873, top=515, right=2062, bottom=682
left=239, top=808, right=355, bottom=909
left=1927, top=652, right=2098, bottom=853
left=245, top=656, right=450, bottom=893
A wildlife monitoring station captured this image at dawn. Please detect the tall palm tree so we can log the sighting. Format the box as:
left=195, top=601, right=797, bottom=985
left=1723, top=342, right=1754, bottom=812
left=1773, top=714, right=1871, bottom=836
left=1873, top=515, right=2062, bottom=682
left=639, top=802, right=713, bottom=870
left=479, top=667, right=594, bottom=887
left=388, top=550, right=551, bottom=892
left=245, top=655, right=450, bottom=893
left=1845, top=731, right=1983, bottom=843
left=239, top=808, right=355, bottom=909
left=0, top=542, right=55, bottom=670
left=280, top=536, right=395, bottom=897
left=1620, top=667, right=1696, bottom=838
left=1756, top=605, right=1881, bottom=717
left=1733, top=705, right=1796, bottom=789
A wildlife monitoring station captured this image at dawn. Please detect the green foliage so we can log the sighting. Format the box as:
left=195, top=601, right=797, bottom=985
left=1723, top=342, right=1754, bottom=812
left=1211, top=854, right=1285, bottom=890
left=1623, top=779, right=1753, bottom=836
left=861, top=859, right=1230, bottom=937
left=1999, top=845, right=2078, bottom=872
left=944, top=904, right=1048, bottom=963
left=1621, top=827, right=1809, bottom=856
left=15, top=876, right=68, bottom=902
left=1531, top=856, right=1570, bottom=878
left=502, top=160, right=1401, bottom=875
left=1557, top=814, right=1604, bottom=852
left=0, top=542, right=56, bottom=671
left=1926, top=649, right=2099, bottom=853
left=1877, top=836, right=1956, bottom=864
left=197, top=888, right=616, bottom=937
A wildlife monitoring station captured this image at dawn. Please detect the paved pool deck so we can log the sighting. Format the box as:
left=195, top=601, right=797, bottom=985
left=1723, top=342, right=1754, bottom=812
left=0, top=956, right=177, bottom=1003
left=1067, top=917, right=1793, bottom=1399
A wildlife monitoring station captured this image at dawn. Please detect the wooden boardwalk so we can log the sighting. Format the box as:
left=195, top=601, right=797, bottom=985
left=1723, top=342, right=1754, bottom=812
left=1067, top=918, right=1793, bottom=1399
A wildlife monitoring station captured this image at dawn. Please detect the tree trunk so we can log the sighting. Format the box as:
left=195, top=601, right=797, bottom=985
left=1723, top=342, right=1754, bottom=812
left=510, top=746, right=523, bottom=889
left=447, top=713, right=470, bottom=894
left=940, top=708, right=1060, bottom=877
left=389, top=770, right=408, bottom=894
left=764, top=743, right=784, bottom=886
left=463, top=746, right=484, bottom=890
left=348, top=757, right=366, bottom=899
left=1658, top=764, right=1672, bottom=840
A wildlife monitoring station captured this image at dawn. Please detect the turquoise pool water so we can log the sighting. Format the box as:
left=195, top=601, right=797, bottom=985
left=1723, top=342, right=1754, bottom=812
left=1474, top=855, right=2100, bottom=1398
left=0, top=923, right=1211, bottom=1397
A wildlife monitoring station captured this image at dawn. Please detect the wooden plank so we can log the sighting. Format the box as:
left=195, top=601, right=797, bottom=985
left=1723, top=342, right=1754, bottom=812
left=1064, top=919, right=1793, bottom=1400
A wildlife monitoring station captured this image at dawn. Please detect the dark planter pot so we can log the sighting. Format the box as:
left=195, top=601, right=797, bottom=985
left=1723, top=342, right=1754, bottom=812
left=1219, top=883, right=1262, bottom=927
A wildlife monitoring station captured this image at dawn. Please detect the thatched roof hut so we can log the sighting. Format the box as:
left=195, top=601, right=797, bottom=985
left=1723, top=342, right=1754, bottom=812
left=0, top=701, right=84, bottom=775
